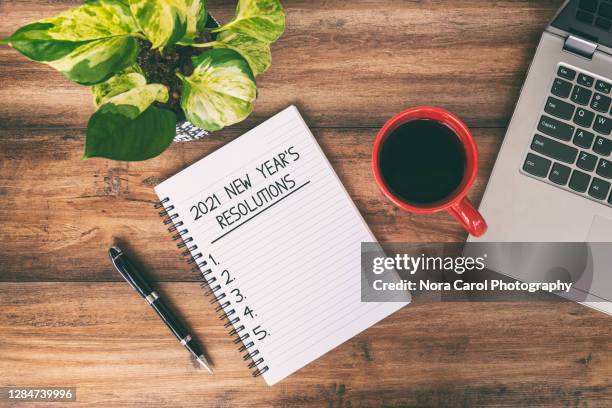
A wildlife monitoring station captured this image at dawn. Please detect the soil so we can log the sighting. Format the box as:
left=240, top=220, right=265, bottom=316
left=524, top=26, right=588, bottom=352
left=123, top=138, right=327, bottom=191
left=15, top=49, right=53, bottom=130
left=136, top=33, right=212, bottom=121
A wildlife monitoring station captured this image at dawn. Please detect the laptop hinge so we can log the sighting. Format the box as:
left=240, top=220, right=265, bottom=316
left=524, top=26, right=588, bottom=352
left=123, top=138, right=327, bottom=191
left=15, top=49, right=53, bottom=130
left=563, top=35, right=597, bottom=59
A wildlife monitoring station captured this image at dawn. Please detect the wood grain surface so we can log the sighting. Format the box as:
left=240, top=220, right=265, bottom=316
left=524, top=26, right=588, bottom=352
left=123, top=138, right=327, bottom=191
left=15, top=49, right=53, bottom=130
left=1, top=0, right=611, bottom=407
left=1, top=284, right=610, bottom=407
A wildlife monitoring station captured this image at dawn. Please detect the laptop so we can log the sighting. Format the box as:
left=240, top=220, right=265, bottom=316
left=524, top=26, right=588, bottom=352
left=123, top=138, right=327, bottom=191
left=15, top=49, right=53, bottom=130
left=467, top=0, right=612, bottom=315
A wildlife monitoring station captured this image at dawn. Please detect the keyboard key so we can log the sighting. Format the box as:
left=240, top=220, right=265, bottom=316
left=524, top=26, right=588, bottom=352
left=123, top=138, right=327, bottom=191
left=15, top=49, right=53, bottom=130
left=591, top=93, right=611, bottom=113
left=596, top=17, right=612, bottom=30
left=551, top=78, right=573, bottom=98
left=537, top=115, right=575, bottom=141
left=531, top=134, right=578, bottom=164
left=579, top=0, right=598, bottom=12
left=596, top=80, right=611, bottom=94
left=578, top=151, right=598, bottom=171
left=593, top=115, right=612, bottom=135
left=589, top=178, right=611, bottom=200
left=577, top=10, right=595, bottom=24
left=571, top=85, right=593, bottom=105
left=597, top=158, right=612, bottom=179
left=609, top=191, right=612, bottom=205
left=545, top=97, right=575, bottom=120
left=601, top=3, right=612, bottom=19
left=593, top=136, right=612, bottom=155
left=569, top=170, right=591, bottom=193
left=573, top=107, right=595, bottom=127
left=523, top=153, right=551, bottom=178
left=578, top=73, right=595, bottom=88
left=574, top=129, right=595, bottom=148
left=549, top=162, right=571, bottom=185
left=558, top=66, right=576, bottom=81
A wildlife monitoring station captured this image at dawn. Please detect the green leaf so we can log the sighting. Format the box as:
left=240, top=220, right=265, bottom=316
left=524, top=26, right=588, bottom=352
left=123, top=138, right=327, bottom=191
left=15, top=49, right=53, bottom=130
left=180, top=0, right=207, bottom=43
left=105, top=83, right=169, bottom=116
left=51, top=36, right=139, bottom=85
left=2, top=0, right=140, bottom=85
left=213, top=0, right=285, bottom=43
left=128, top=0, right=200, bottom=49
left=179, top=49, right=256, bottom=131
left=91, top=66, right=146, bottom=106
left=205, top=0, right=284, bottom=76
left=85, top=106, right=176, bottom=161
left=84, top=83, right=177, bottom=161
left=213, top=30, right=271, bottom=75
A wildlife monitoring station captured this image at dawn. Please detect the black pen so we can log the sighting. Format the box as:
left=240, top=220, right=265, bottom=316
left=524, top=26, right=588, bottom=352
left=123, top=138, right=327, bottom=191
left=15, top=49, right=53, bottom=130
left=108, top=246, right=213, bottom=373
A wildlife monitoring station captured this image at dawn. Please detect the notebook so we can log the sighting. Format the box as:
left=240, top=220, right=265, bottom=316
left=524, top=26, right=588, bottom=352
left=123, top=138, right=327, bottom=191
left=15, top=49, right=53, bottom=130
left=154, top=106, right=409, bottom=385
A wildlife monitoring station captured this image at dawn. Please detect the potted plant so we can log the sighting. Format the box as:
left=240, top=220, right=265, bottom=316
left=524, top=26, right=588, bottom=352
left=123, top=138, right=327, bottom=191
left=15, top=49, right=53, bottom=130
left=0, top=0, right=285, bottom=161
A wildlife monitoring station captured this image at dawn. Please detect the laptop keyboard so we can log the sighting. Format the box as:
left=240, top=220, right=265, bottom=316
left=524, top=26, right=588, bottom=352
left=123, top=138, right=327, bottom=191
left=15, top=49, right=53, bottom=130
left=522, top=64, right=612, bottom=207
left=577, top=0, right=612, bottom=31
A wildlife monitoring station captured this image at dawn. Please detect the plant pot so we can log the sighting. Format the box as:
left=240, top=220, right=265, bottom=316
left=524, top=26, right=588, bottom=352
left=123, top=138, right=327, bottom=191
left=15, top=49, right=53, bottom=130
left=173, top=13, right=219, bottom=143
left=174, top=120, right=209, bottom=142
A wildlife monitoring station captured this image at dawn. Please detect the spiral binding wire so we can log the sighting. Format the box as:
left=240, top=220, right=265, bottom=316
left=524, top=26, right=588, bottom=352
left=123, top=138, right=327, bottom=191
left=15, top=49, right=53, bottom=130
left=156, top=197, right=269, bottom=377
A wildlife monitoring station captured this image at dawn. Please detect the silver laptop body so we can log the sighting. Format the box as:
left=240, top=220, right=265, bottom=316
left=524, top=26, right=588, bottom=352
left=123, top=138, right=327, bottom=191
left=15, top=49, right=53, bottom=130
left=468, top=0, right=612, bottom=314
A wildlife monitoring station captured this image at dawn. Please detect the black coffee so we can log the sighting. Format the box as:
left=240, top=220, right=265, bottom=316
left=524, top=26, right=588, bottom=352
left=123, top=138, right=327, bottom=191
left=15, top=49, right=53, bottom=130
left=379, top=119, right=466, bottom=205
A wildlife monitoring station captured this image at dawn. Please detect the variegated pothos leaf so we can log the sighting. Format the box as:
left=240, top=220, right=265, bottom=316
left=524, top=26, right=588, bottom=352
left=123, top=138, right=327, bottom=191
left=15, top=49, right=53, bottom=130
left=128, top=0, right=206, bottom=49
left=181, top=0, right=208, bottom=43
left=1, top=0, right=140, bottom=85
left=91, top=66, right=147, bottom=106
left=214, top=29, right=271, bottom=75
left=213, top=0, right=285, bottom=43
left=101, top=83, right=169, bottom=119
left=179, top=49, right=256, bottom=131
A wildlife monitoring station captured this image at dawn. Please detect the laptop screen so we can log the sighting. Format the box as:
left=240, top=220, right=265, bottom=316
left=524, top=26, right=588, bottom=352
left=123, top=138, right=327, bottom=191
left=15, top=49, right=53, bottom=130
left=552, top=0, right=612, bottom=50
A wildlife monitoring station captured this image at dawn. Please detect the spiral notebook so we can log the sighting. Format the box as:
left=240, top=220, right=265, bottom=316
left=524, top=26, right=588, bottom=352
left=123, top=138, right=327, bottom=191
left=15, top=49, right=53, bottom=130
left=155, top=106, right=409, bottom=385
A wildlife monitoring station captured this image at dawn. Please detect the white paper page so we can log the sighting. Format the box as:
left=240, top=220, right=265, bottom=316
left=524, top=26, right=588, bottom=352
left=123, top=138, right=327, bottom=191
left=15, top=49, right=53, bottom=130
left=155, top=106, right=409, bottom=385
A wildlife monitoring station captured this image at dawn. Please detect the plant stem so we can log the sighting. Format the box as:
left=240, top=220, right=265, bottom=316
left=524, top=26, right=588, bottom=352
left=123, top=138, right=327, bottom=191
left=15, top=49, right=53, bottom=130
left=211, top=23, right=232, bottom=33
left=189, top=41, right=221, bottom=48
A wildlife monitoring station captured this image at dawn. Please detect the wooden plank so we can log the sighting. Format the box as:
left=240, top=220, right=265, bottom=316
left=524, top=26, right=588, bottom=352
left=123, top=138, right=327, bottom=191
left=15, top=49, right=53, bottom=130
left=0, top=127, right=503, bottom=282
left=2, top=2, right=610, bottom=406
left=0, top=0, right=563, bottom=129
left=0, top=283, right=610, bottom=407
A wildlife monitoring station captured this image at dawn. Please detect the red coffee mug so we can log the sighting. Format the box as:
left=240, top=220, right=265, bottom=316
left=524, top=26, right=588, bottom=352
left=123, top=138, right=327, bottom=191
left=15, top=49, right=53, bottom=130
left=372, top=106, right=487, bottom=237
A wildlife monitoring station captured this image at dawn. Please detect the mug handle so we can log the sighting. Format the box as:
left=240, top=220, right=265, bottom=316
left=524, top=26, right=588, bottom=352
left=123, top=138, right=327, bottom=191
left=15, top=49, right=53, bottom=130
left=447, top=197, right=488, bottom=237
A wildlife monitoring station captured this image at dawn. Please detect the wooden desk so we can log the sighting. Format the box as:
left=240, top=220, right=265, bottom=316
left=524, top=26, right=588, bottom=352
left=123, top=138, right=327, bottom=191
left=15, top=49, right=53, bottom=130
left=1, top=1, right=610, bottom=406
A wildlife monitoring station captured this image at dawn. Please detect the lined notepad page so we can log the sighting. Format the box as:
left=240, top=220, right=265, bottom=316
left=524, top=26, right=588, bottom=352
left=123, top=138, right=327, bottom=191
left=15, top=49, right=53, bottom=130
left=155, top=106, right=409, bottom=385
